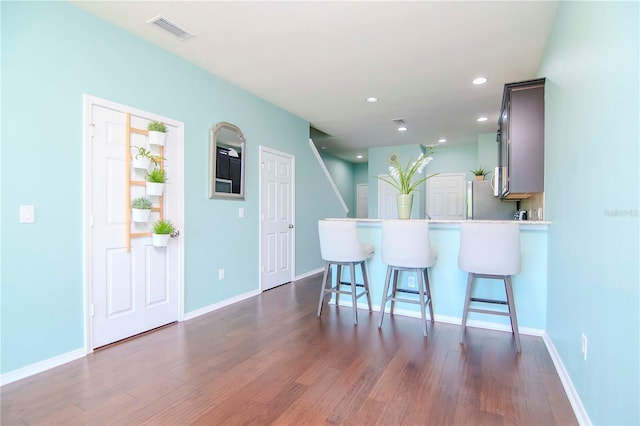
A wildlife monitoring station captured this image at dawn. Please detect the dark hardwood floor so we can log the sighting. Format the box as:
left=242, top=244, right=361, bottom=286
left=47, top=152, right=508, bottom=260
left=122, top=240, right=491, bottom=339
left=1, top=274, right=577, bottom=425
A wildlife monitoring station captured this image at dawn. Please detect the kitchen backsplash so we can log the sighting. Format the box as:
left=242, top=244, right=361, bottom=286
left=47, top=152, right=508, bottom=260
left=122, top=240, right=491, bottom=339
left=520, top=193, right=545, bottom=220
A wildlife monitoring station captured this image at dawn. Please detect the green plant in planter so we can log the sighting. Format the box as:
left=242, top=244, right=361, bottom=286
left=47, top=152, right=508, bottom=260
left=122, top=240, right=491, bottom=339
left=131, top=197, right=152, bottom=209
left=132, top=146, right=165, bottom=167
left=153, top=219, right=175, bottom=235
left=147, top=168, right=167, bottom=183
left=470, top=166, right=490, bottom=177
left=148, top=121, right=167, bottom=133
left=133, top=145, right=152, bottom=160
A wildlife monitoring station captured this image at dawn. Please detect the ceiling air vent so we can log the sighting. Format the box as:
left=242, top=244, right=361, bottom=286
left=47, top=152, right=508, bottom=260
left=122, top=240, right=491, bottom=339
left=147, top=15, right=194, bottom=41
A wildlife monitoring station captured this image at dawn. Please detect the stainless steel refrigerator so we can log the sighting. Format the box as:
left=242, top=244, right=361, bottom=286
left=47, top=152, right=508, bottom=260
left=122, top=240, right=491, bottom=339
left=466, top=180, right=517, bottom=220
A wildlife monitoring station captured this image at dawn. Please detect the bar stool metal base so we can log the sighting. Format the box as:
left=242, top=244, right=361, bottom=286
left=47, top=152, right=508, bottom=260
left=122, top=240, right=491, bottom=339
left=317, top=261, right=372, bottom=325
left=378, top=265, right=434, bottom=336
left=459, top=272, right=521, bottom=353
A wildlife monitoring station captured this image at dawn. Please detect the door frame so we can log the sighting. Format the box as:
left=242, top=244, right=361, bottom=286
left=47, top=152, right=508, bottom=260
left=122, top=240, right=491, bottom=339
left=258, top=146, right=295, bottom=291
left=82, top=94, right=185, bottom=354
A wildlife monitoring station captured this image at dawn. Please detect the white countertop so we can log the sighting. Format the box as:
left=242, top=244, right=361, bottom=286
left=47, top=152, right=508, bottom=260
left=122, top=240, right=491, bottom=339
left=326, top=218, right=551, bottom=225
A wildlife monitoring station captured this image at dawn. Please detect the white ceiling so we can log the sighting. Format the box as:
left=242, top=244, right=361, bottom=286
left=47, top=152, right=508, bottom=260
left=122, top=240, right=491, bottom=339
left=72, top=0, right=558, bottom=162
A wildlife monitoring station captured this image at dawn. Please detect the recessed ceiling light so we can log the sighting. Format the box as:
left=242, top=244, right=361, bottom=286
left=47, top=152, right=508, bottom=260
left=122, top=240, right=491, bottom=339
left=473, top=77, right=488, bottom=85
left=477, top=116, right=488, bottom=122
left=366, top=97, right=379, bottom=103
left=356, top=155, right=363, bottom=159
left=438, top=138, right=447, bottom=143
left=398, top=126, right=408, bottom=132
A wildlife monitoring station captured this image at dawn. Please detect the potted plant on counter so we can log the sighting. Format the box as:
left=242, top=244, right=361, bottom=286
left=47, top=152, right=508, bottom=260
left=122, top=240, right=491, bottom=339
left=147, top=121, right=167, bottom=146
left=131, top=197, right=152, bottom=223
left=152, top=219, right=175, bottom=247
left=377, top=147, right=437, bottom=219
left=470, top=167, right=490, bottom=181
left=146, top=168, right=166, bottom=196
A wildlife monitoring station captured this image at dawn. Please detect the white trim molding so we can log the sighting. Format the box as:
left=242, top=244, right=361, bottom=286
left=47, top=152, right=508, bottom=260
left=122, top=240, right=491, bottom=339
left=1, top=348, right=86, bottom=386
left=183, top=290, right=261, bottom=321
left=295, top=268, right=324, bottom=282
left=543, top=333, right=591, bottom=425
left=332, top=300, right=545, bottom=336
left=308, top=138, right=349, bottom=214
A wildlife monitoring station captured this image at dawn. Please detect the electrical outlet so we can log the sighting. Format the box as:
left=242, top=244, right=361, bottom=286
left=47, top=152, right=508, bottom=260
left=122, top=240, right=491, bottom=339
left=581, top=333, right=588, bottom=361
left=218, top=269, right=225, bottom=280
left=407, top=276, right=416, bottom=288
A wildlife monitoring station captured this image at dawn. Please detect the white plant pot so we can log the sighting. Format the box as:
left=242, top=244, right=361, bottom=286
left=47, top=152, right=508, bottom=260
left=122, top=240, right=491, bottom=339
left=131, top=208, right=151, bottom=223
left=131, top=209, right=151, bottom=222
left=152, top=233, right=170, bottom=247
left=146, top=181, right=164, bottom=196
left=133, top=156, right=151, bottom=170
left=148, top=131, right=166, bottom=146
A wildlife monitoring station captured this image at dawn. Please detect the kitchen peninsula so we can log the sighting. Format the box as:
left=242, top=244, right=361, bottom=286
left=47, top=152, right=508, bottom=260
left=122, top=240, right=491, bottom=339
left=326, top=218, right=550, bottom=333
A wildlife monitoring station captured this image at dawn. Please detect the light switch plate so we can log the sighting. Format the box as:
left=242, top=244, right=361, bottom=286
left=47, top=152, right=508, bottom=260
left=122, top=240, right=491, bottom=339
left=239, top=207, right=245, bottom=218
left=20, top=205, right=35, bottom=224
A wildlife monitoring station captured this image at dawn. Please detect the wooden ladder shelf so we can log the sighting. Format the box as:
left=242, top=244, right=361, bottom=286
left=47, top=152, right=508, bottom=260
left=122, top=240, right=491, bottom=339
left=125, top=112, right=164, bottom=251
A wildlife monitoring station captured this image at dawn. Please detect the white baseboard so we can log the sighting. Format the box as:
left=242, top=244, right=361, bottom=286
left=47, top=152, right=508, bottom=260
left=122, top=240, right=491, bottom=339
left=543, top=333, right=591, bottom=426
left=183, top=289, right=261, bottom=321
left=332, top=299, right=545, bottom=336
left=1, top=347, right=86, bottom=386
left=435, top=313, right=545, bottom=336
left=294, top=268, right=323, bottom=281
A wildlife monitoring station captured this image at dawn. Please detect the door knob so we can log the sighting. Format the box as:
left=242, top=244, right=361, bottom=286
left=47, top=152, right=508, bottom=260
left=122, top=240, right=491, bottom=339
left=288, top=224, right=294, bottom=229
left=170, top=230, right=180, bottom=238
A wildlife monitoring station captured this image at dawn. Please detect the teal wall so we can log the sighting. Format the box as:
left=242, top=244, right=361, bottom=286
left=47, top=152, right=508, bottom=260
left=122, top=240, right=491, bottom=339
left=426, top=143, right=478, bottom=179
left=539, top=2, right=639, bottom=424
left=0, top=1, right=343, bottom=374
left=354, top=162, right=368, bottom=185
left=476, top=132, right=498, bottom=179
left=319, top=151, right=356, bottom=217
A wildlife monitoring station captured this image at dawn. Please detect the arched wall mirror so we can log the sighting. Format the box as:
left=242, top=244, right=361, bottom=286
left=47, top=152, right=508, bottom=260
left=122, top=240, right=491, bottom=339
left=209, top=122, right=246, bottom=200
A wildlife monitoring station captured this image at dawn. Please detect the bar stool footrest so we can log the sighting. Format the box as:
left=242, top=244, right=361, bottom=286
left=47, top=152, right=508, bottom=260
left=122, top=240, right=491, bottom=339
left=470, top=297, right=508, bottom=305
left=468, top=307, right=511, bottom=316
left=384, top=296, right=431, bottom=306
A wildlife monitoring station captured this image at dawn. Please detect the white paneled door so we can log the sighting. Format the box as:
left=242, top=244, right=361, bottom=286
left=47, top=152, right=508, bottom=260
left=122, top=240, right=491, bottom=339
left=426, top=173, right=466, bottom=220
left=378, top=178, right=399, bottom=219
left=87, top=99, right=183, bottom=349
left=356, top=184, right=369, bottom=218
left=260, top=147, right=294, bottom=291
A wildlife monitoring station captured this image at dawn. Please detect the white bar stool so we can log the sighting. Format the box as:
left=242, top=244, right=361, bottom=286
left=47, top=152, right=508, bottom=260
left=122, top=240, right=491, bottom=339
left=458, top=222, right=522, bottom=352
left=317, top=220, right=374, bottom=325
left=378, top=221, right=436, bottom=336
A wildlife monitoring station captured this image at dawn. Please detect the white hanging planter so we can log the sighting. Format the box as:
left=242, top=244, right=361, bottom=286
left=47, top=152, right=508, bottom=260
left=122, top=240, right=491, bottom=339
left=146, top=181, right=164, bottom=196
left=133, top=156, right=151, bottom=170
left=131, top=208, right=151, bottom=223
left=148, top=131, right=166, bottom=146
left=152, top=233, right=170, bottom=247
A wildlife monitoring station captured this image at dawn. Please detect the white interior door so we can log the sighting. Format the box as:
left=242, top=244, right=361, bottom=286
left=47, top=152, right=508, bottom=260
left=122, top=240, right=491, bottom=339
left=260, top=147, right=294, bottom=291
left=356, top=184, right=368, bottom=218
left=426, top=173, right=466, bottom=219
left=87, top=99, right=183, bottom=349
left=378, top=178, right=399, bottom=219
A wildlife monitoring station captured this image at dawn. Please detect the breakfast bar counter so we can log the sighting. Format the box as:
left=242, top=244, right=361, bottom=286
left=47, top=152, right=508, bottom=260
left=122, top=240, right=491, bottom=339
left=326, top=218, right=549, bottom=333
